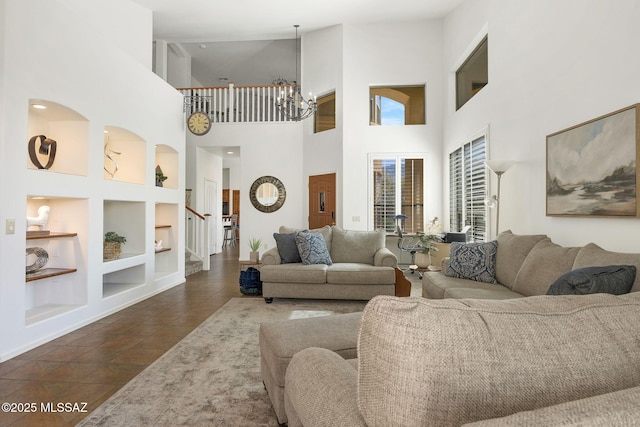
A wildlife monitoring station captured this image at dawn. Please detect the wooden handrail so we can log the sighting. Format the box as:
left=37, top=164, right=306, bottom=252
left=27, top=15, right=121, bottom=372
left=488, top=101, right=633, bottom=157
left=186, top=205, right=206, bottom=220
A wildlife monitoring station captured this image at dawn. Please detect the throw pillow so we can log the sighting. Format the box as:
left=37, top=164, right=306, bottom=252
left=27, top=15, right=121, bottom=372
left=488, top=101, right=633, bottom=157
left=295, top=231, right=333, bottom=265
left=546, top=265, right=637, bottom=296
left=273, top=232, right=304, bottom=264
left=445, top=241, right=498, bottom=284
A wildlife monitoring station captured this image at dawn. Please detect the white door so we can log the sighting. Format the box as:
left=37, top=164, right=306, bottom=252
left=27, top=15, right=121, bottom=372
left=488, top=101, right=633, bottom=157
left=204, top=179, right=217, bottom=254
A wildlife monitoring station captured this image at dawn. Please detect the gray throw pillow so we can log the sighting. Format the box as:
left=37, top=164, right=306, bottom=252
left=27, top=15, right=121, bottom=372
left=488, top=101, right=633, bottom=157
left=295, top=231, right=332, bottom=265
left=273, top=232, right=304, bottom=264
left=445, top=241, right=498, bottom=284
left=546, top=265, right=636, bottom=295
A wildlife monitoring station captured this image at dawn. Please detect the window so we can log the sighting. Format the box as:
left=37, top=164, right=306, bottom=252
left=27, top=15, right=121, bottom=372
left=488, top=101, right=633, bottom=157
left=369, top=85, right=425, bottom=126
left=456, top=36, right=488, bottom=110
left=449, top=136, right=487, bottom=241
left=314, top=92, right=336, bottom=133
left=371, top=155, right=424, bottom=233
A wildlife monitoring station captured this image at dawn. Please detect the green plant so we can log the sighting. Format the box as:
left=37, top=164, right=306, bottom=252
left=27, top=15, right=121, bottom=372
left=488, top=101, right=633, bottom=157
left=155, top=170, right=168, bottom=182
left=104, top=231, right=126, bottom=244
left=248, top=237, right=262, bottom=252
left=416, top=232, right=441, bottom=254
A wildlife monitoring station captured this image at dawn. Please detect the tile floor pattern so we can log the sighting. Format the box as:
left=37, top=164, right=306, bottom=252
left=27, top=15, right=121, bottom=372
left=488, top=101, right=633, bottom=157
left=0, top=247, right=243, bottom=426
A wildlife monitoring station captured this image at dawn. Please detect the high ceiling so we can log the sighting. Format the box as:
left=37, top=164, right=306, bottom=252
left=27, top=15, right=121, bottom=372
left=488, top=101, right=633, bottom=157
left=132, top=0, right=463, bottom=43
left=133, top=0, right=464, bottom=87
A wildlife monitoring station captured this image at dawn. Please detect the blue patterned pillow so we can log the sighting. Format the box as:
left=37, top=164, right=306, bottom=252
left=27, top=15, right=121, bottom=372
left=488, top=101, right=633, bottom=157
left=445, top=241, right=498, bottom=284
left=295, top=231, right=332, bottom=265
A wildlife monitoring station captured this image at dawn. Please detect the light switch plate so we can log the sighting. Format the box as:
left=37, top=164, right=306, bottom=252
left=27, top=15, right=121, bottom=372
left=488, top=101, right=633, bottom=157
left=6, top=219, right=15, bottom=234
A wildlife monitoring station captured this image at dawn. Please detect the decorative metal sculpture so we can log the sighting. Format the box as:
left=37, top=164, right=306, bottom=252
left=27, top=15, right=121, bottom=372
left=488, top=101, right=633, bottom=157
left=28, top=135, right=57, bottom=169
left=26, top=247, right=49, bottom=274
left=104, top=136, right=121, bottom=179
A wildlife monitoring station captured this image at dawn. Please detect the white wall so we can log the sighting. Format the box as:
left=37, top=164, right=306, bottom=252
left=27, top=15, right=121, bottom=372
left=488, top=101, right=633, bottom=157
left=303, top=25, right=344, bottom=226
left=0, top=0, right=184, bottom=360
left=186, top=123, right=303, bottom=259
left=443, top=0, right=640, bottom=251
left=339, top=20, right=444, bottom=231
left=59, top=0, right=152, bottom=68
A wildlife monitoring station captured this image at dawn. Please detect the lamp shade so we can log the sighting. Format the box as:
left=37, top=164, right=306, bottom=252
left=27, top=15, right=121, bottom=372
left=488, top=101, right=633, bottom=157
left=484, top=160, right=516, bottom=174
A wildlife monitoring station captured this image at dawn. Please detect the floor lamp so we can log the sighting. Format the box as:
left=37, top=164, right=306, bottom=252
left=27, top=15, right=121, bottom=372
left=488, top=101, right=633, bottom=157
left=484, top=160, right=515, bottom=239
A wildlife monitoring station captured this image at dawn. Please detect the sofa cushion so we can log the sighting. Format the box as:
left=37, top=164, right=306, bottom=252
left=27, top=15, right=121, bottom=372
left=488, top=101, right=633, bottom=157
left=295, top=231, right=333, bottom=265
left=280, top=225, right=333, bottom=252
left=573, top=243, right=640, bottom=292
left=422, top=271, right=506, bottom=299
left=546, top=265, right=636, bottom=296
left=260, top=263, right=328, bottom=284
left=495, top=230, right=547, bottom=289
left=511, top=238, right=580, bottom=296
left=273, top=232, right=303, bottom=264
left=445, top=241, right=498, bottom=284
left=357, top=294, right=640, bottom=427
left=463, top=385, right=640, bottom=427
left=326, top=263, right=395, bottom=285
left=330, top=226, right=385, bottom=264
left=444, top=286, right=525, bottom=300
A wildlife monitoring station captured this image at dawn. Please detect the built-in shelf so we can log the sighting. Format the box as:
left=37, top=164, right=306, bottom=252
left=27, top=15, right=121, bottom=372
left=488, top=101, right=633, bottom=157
left=103, top=126, right=146, bottom=184
left=26, top=304, right=82, bottom=326
left=26, top=268, right=77, bottom=282
left=27, top=232, right=78, bottom=240
left=155, top=248, right=171, bottom=254
left=155, top=145, right=178, bottom=189
left=103, top=264, right=145, bottom=298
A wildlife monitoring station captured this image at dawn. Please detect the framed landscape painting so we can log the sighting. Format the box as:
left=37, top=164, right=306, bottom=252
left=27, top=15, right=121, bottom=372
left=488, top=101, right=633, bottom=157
left=546, top=104, right=640, bottom=217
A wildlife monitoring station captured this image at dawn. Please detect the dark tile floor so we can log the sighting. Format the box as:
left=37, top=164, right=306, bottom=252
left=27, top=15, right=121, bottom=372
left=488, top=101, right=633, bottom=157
left=0, top=247, right=243, bottom=426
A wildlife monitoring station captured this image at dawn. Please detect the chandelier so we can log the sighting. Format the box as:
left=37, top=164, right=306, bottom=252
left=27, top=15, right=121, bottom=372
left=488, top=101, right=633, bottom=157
left=275, top=25, right=317, bottom=121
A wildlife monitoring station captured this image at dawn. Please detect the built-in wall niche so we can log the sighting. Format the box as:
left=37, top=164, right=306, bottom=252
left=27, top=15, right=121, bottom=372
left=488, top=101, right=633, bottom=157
left=27, top=99, right=89, bottom=176
left=25, top=196, right=88, bottom=325
left=103, top=126, right=146, bottom=185
left=155, top=144, right=178, bottom=189
left=103, top=200, right=145, bottom=260
left=102, top=264, right=145, bottom=298
left=154, top=203, right=178, bottom=280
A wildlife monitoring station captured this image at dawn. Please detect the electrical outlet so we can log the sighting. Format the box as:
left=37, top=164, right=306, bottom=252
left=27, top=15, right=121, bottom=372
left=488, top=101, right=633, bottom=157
left=6, top=219, right=15, bottom=234
left=263, top=243, right=268, bottom=250
left=352, top=216, right=361, bottom=222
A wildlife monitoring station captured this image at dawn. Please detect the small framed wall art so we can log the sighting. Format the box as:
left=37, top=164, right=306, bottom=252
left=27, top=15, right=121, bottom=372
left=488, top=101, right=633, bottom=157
left=546, top=104, right=640, bottom=218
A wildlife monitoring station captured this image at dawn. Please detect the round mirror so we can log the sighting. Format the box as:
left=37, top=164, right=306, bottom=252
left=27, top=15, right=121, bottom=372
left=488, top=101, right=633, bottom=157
left=250, top=176, right=286, bottom=213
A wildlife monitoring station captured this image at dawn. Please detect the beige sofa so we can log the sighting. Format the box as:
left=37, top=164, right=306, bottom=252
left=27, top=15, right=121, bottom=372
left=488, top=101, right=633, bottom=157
left=260, top=225, right=397, bottom=303
left=284, top=293, right=640, bottom=426
left=423, top=230, right=640, bottom=299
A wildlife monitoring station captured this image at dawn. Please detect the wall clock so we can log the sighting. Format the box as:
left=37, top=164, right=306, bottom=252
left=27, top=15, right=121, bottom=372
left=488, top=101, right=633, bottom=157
left=187, top=111, right=211, bottom=136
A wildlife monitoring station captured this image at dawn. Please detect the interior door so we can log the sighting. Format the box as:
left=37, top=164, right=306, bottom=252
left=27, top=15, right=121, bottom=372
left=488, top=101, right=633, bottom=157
left=309, top=173, right=336, bottom=229
left=232, top=190, right=240, bottom=239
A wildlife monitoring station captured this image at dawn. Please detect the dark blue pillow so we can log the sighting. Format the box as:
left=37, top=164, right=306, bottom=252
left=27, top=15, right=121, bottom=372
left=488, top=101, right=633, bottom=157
left=546, top=265, right=636, bottom=295
left=273, top=232, right=303, bottom=264
left=445, top=241, right=498, bottom=284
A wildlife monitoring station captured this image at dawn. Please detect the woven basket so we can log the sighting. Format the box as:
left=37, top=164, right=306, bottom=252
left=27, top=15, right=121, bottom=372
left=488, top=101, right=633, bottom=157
left=103, top=241, right=121, bottom=260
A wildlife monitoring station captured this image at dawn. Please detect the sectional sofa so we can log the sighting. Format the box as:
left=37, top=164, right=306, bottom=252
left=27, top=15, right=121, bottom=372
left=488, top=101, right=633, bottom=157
left=260, top=230, right=640, bottom=425
left=422, top=230, right=640, bottom=299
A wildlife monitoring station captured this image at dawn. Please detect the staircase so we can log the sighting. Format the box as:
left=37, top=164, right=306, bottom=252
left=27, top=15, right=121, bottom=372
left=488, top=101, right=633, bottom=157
left=185, top=251, right=203, bottom=276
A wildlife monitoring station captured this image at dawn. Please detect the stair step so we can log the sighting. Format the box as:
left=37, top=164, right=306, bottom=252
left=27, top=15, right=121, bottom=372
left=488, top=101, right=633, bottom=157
left=185, top=259, right=203, bottom=276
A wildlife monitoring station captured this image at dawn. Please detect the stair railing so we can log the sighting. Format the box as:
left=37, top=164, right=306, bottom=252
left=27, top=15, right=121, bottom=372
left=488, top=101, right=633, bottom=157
left=185, top=206, right=211, bottom=271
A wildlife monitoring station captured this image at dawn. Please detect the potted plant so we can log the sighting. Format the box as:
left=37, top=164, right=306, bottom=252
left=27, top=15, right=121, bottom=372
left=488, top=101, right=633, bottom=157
left=104, top=231, right=126, bottom=260
left=155, top=165, right=168, bottom=187
left=415, top=217, right=443, bottom=268
left=248, top=237, right=262, bottom=263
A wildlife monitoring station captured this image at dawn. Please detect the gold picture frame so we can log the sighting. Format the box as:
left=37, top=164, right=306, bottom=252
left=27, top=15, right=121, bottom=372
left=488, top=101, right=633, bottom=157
left=546, top=104, right=640, bottom=217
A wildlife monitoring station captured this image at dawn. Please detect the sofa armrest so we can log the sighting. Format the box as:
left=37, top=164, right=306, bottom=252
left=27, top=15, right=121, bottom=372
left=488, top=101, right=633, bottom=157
left=285, top=347, right=367, bottom=427
left=262, top=247, right=281, bottom=265
left=374, top=247, right=398, bottom=267
left=441, top=256, right=450, bottom=271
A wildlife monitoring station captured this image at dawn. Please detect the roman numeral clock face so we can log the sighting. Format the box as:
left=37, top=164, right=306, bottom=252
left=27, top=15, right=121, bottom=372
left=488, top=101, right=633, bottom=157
left=187, top=111, right=211, bottom=136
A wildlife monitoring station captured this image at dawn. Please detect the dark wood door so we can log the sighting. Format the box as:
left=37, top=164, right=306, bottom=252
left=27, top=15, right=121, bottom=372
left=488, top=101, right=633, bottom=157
left=309, top=173, right=336, bottom=229
left=232, top=190, right=240, bottom=238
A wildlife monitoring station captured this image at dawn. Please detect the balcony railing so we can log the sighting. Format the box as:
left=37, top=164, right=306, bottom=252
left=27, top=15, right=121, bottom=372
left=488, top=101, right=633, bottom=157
left=178, top=84, right=299, bottom=124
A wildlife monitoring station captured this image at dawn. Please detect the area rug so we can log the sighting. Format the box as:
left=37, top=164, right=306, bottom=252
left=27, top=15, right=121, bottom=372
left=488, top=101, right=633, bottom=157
left=77, top=298, right=367, bottom=426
